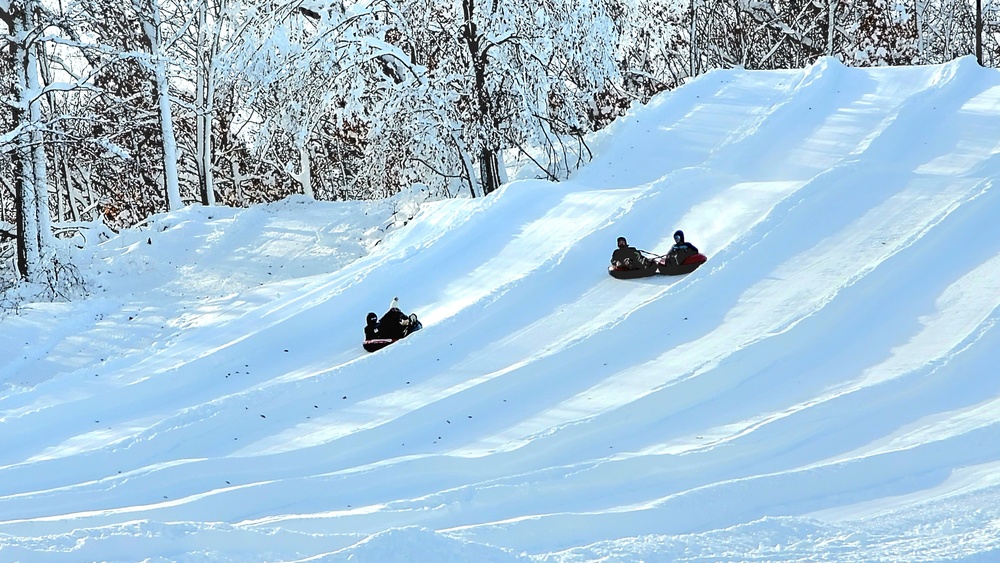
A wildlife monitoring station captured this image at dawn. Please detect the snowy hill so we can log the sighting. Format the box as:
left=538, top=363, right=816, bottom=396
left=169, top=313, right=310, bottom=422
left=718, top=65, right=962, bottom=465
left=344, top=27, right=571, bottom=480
left=3, top=56, right=1000, bottom=562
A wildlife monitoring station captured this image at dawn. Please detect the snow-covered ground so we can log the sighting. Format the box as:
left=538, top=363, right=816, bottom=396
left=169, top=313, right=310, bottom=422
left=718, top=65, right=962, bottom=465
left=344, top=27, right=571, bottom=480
left=3, top=56, right=1000, bottom=562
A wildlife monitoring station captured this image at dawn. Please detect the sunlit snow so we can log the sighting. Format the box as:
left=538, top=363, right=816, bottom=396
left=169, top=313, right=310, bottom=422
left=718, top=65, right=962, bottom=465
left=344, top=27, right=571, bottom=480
left=3, top=57, right=1000, bottom=562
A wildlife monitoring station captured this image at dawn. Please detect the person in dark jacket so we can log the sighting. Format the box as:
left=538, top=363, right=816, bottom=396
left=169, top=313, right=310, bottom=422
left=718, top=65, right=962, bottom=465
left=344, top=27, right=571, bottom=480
left=378, top=297, right=414, bottom=339
left=665, top=230, right=699, bottom=265
left=611, top=236, right=648, bottom=269
left=364, top=312, right=380, bottom=340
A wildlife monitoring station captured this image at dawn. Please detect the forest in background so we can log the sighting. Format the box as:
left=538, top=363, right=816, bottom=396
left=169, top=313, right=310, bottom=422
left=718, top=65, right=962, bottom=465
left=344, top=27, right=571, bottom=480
left=2, top=0, right=998, bottom=292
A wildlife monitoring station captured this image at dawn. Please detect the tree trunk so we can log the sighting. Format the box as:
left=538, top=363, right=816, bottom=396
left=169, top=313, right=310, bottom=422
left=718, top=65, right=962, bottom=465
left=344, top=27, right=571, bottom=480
left=195, top=0, right=216, bottom=206
left=827, top=0, right=836, bottom=56
left=140, top=0, right=183, bottom=210
left=14, top=153, right=31, bottom=279
left=61, top=154, right=80, bottom=222
left=976, top=0, right=983, bottom=65
left=450, top=129, right=478, bottom=198
left=462, top=0, right=501, bottom=196
left=7, top=0, right=53, bottom=282
left=944, top=0, right=955, bottom=60
left=479, top=147, right=500, bottom=196
left=914, top=0, right=924, bottom=62
left=690, top=0, right=699, bottom=77
left=294, top=141, right=315, bottom=199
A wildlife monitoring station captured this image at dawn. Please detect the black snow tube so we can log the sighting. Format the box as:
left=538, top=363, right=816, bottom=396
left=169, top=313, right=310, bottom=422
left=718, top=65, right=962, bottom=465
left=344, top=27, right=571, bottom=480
left=363, top=320, right=423, bottom=352
left=608, top=264, right=659, bottom=279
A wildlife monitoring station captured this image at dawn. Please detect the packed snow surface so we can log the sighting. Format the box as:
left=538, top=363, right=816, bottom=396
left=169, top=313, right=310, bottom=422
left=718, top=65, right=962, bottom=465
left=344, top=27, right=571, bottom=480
left=3, top=57, right=1000, bottom=562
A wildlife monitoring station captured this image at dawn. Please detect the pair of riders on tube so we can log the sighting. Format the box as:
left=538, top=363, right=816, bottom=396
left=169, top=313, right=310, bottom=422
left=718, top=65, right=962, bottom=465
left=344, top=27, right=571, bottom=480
left=611, top=230, right=698, bottom=271
left=365, top=297, right=419, bottom=341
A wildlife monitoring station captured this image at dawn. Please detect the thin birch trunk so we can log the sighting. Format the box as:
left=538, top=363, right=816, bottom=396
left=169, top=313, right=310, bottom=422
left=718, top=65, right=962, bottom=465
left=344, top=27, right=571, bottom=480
left=140, top=0, right=183, bottom=210
left=295, top=142, right=315, bottom=199
left=828, top=0, right=836, bottom=56
left=195, top=0, right=216, bottom=205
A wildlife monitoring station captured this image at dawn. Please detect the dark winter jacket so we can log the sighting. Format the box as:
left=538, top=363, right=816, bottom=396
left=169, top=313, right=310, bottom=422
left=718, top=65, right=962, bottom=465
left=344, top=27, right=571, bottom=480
left=611, top=246, right=646, bottom=269
left=666, top=242, right=699, bottom=265
left=378, top=308, right=410, bottom=339
left=364, top=312, right=380, bottom=340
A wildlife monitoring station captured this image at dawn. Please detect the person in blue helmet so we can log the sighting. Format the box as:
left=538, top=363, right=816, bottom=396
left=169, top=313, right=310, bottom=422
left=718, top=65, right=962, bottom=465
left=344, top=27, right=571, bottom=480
left=665, top=230, right=699, bottom=265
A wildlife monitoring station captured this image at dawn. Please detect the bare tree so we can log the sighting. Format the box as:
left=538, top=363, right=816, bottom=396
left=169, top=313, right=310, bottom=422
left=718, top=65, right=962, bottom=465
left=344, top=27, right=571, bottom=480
left=2, top=0, right=54, bottom=282
left=134, top=0, right=183, bottom=210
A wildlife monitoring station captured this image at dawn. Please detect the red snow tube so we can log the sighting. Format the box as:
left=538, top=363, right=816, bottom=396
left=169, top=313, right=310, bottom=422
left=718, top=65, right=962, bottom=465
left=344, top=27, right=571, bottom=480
left=655, top=253, right=707, bottom=276
left=682, top=253, right=707, bottom=265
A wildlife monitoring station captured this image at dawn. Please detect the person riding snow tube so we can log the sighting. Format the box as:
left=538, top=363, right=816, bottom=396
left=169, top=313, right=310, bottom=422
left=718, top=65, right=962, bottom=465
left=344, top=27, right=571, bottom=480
left=363, top=297, right=422, bottom=352
left=610, top=236, right=649, bottom=270
left=609, top=236, right=658, bottom=279
left=664, top=230, right=699, bottom=265
left=654, top=230, right=707, bottom=275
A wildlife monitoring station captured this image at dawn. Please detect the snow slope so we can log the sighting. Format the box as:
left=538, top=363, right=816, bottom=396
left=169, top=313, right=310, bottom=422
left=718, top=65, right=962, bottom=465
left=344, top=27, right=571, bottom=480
left=3, top=56, right=1000, bottom=562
